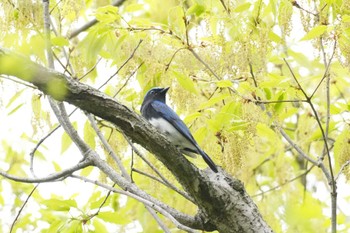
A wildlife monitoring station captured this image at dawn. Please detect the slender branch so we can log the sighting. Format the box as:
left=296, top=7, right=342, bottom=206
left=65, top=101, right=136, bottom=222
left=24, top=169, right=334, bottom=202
left=68, top=0, right=127, bottom=39
left=86, top=113, right=131, bottom=181
left=113, top=61, right=144, bottom=98
left=145, top=206, right=172, bottom=233
left=310, top=40, right=337, bottom=99
left=29, top=108, right=79, bottom=176
left=219, top=0, right=230, bottom=14
left=43, top=0, right=54, bottom=68
left=0, top=75, right=37, bottom=89
left=317, top=39, right=338, bottom=233
left=132, top=168, right=193, bottom=202
left=252, top=166, right=314, bottom=197
left=284, top=56, right=337, bottom=233
left=86, top=183, right=116, bottom=221
left=99, top=39, right=143, bottom=90
left=336, top=160, right=350, bottom=181
left=0, top=159, right=92, bottom=183
left=283, top=58, right=309, bottom=99
left=249, top=63, right=258, bottom=87
left=10, top=184, right=39, bottom=233
left=188, top=47, right=221, bottom=80
left=276, top=125, right=318, bottom=165
left=165, top=47, right=187, bottom=71
left=291, top=1, right=318, bottom=16
left=255, top=99, right=308, bottom=104
left=78, top=58, right=102, bottom=81
left=71, top=175, right=197, bottom=233
left=122, top=133, right=194, bottom=202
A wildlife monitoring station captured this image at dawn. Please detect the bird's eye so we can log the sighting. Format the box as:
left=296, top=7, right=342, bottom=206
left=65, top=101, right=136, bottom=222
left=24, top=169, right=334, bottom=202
left=149, top=90, right=154, bottom=94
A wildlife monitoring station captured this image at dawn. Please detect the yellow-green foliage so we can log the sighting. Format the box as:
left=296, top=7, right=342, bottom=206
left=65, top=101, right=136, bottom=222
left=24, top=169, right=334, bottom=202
left=1, top=0, right=350, bottom=232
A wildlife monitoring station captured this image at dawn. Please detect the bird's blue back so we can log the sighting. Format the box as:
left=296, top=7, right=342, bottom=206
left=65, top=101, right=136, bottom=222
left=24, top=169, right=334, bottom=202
left=140, top=87, right=218, bottom=172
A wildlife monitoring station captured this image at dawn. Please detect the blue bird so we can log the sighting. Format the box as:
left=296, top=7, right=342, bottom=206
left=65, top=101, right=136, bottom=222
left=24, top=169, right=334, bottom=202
left=141, top=87, right=218, bottom=173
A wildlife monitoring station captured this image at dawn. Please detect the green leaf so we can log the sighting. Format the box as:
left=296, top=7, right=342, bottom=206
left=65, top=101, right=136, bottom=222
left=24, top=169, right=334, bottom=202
left=7, top=103, right=24, bottom=115
left=42, top=199, right=77, bottom=211
left=51, top=36, right=69, bottom=47
left=6, top=89, right=24, bottom=108
left=46, top=219, right=64, bottom=233
left=84, top=121, right=96, bottom=149
left=334, top=127, right=350, bottom=174
left=53, top=161, right=61, bottom=172
left=343, top=15, right=350, bottom=23
left=198, top=93, right=230, bottom=109
left=31, top=95, right=42, bottom=119
left=126, top=3, right=144, bottom=12
left=93, top=219, right=109, bottom=233
left=172, top=71, right=198, bottom=94
left=168, top=6, right=185, bottom=36
left=233, top=2, right=251, bottom=13
left=268, top=31, right=282, bottom=43
left=61, top=132, right=72, bottom=154
left=301, top=25, right=327, bottom=41
left=216, top=80, right=232, bottom=88
left=186, top=4, right=206, bottom=16
left=274, top=92, right=285, bottom=112
left=80, top=166, right=94, bottom=177
left=98, top=211, right=129, bottom=224
left=184, top=112, right=201, bottom=123
left=95, top=6, right=119, bottom=24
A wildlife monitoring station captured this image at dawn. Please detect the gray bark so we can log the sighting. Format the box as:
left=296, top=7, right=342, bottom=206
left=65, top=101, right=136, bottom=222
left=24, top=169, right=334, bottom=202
left=0, top=49, right=273, bottom=233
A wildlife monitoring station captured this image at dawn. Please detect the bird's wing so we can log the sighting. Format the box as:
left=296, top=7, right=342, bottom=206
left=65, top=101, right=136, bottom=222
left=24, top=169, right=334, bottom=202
left=150, top=101, right=197, bottom=145
left=151, top=101, right=218, bottom=173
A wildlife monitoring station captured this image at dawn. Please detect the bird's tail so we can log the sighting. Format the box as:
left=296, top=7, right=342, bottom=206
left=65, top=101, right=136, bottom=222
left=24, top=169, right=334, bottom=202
left=198, top=149, right=218, bottom=173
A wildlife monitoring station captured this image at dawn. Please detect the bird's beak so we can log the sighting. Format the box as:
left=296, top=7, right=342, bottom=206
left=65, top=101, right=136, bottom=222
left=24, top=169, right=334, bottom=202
left=162, top=87, right=170, bottom=93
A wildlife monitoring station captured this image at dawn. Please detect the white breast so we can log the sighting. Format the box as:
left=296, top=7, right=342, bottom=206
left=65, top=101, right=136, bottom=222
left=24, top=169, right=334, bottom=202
left=149, top=117, right=196, bottom=151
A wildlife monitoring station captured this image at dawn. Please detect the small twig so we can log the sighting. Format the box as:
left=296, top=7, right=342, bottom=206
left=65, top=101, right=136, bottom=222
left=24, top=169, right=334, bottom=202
left=310, top=40, right=337, bottom=99
left=336, top=161, right=350, bottom=181
left=145, top=206, right=172, bottom=233
left=52, top=51, right=73, bottom=76
left=87, top=183, right=116, bottom=221
left=10, top=184, right=39, bottom=233
left=165, top=47, right=187, bottom=71
left=133, top=168, right=193, bottom=202
left=249, top=63, right=258, bottom=87
left=0, top=75, right=37, bottom=89
left=188, top=47, right=221, bottom=80
left=255, top=99, right=308, bottom=104
left=79, top=58, right=102, bottom=81
left=219, top=0, right=230, bottom=14
left=98, top=39, right=143, bottom=90
left=283, top=58, right=309, bottom=99
left=252, top=166, right=314, bottom=198
left=30, top=108, right=79, bottom=176
left=276, top=125, right=318, bottom=165
left=292, top=1, right=318, bottom=16
left=133, top=168, right=169, bottom=186
left=113, top=61, right=144, bottom=98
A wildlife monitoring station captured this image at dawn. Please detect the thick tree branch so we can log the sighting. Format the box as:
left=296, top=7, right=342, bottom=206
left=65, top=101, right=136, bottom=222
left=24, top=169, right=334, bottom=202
left=0, top=49, right=273, bottom=232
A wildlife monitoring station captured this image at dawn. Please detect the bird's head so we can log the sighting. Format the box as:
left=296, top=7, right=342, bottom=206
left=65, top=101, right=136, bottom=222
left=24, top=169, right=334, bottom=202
left=142, top=87, right=169, bottom=104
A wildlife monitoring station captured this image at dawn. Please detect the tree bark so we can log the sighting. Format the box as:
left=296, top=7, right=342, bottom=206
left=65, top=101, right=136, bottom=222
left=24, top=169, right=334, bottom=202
left=0, top=49, right=273, bottom=233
